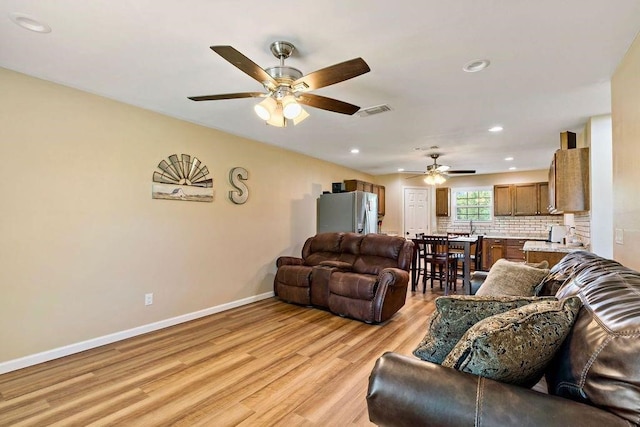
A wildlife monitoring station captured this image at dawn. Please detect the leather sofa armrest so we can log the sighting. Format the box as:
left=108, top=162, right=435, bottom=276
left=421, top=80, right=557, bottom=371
left=276, top=256, right=304, bottom=268
left=367, top=352, right=629, bottom=427
left=319, top=260, right=353, bottom=271
left=378, top=268, right=410, bottom=287
left=470, top=270, right=489, bottom=295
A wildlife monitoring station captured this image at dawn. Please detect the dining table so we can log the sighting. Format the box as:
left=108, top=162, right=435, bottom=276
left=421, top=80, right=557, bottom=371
left=410, top=235, right=478, bottom=295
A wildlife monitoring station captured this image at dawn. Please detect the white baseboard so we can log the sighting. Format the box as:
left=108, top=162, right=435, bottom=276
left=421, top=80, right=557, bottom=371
left=0, top=291, right=275, bottom=375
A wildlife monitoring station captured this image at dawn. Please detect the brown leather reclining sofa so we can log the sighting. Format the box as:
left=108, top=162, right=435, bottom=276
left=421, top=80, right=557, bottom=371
left=274, top=232, right=414, bottom=323
left=367, top=251, right=640, bottom=426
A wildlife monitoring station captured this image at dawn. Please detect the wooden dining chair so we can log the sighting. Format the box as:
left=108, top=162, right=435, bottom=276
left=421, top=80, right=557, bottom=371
left=413, top=233, right=426, bottom=287
left=420, top=235, right=458, bottom=294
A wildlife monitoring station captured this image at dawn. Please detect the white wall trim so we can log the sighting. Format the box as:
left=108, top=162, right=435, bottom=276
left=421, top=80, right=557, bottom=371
left=0, top=292, right=275, bottom=375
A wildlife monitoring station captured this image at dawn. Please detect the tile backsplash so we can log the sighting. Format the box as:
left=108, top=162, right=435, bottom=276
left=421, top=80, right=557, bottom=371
left=438, top=213, right=591, bottom=243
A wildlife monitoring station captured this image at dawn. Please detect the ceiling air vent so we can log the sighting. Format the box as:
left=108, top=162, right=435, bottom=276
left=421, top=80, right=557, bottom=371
left=357, top=104, right=392, bottom=117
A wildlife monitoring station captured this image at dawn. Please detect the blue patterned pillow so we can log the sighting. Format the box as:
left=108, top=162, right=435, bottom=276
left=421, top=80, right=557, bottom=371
left=442, top=296, right=582, bottom=387
left=413, top=295, right=554, bottom=364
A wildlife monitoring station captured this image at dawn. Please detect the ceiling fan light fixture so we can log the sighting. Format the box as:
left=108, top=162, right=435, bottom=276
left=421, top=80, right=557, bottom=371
left=266, top=105, right=286, bottom=127
left=254, top=97, right=277, bottom=121
left=292, top=108, right=310, bottom=125
left=424, top=171, right=447, bottom=185
left=282, top=95, right=302, bottom=119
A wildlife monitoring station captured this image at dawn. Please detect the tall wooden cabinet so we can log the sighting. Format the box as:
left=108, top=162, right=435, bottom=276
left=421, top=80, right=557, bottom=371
left=548, top=148, right=590, bottom=213
left=435, top=187, right=450, bottom=217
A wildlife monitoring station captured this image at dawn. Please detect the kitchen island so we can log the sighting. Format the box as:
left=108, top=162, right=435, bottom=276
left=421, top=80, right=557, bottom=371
left=523, top=240, right=589, bottom=268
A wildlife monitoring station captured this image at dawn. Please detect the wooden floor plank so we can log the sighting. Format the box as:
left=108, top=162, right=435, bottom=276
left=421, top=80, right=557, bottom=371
left=0, top=288, right=444, bottom=425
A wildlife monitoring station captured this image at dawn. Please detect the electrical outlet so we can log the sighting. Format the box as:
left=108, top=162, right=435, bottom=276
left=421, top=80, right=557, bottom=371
left=145, top=293, right=153, bottom=306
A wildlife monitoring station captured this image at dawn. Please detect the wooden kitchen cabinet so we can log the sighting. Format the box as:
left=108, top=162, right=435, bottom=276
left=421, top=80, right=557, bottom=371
left=525, top=250, right=566, bottom=268
left=435, top=187, right=450, bottom=217
left=548, top=147, right=590, bottom=213
left=482, top=237, right=540, bottom=269
left=493, top=185, right=513, bottom=216
left=513, top=182, right=550, bottom=216
left=482, top=238, right=505, bottom=270
left=374, top=184, right=385, bottom=216
left=343, top=179, right=385, bottom=217
left=505, top=239, right=528, bottom=262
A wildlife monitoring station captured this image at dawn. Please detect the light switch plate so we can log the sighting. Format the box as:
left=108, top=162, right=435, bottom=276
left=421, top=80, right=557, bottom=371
left=615, top=228, right=624, bottom=244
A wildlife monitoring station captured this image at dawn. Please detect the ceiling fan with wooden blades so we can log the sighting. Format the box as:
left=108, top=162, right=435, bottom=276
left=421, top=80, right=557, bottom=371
left=188, top=41, right=371, bottom=127
left=405, top=153, right=476, bottom=184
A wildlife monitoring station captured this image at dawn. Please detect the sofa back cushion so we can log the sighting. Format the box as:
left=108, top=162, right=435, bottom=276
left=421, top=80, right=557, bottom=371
left=336, top=232, right=364, bottom=266
left=303, top=232, right=344, bottom=266
left=545, top=254, right=640, bottom=424
left=352, top=234, right=412, bottom=275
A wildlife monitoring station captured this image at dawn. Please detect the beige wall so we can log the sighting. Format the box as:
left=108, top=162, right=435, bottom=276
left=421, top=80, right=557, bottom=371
left=612, top=33, right=640, bottom=269
left=0, top=68, right=372, bottom=364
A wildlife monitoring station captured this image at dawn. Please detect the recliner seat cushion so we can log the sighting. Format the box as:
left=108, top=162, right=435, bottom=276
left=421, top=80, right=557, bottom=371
left=329, top=272, right=378, bottom=300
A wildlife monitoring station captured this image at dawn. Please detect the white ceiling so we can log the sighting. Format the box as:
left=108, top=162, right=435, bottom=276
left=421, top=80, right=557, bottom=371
left=2, top=1, right=639, bottom=176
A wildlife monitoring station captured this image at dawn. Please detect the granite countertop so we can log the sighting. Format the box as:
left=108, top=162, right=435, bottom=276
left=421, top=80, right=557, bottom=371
left=523, top=240, right=588, bottom=253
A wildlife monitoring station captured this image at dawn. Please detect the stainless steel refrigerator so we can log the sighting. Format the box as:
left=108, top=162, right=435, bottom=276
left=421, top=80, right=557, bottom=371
left=317, top=191, right=378, bottom=234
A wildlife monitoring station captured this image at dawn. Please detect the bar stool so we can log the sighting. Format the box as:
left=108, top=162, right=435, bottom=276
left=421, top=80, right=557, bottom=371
left=421, top=235, right=458, bottom=294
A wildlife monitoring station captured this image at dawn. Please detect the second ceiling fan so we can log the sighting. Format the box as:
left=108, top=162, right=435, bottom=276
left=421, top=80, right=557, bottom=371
left=189, top=41, right=370, bottom=127
left=407, top=153, right=476, bottom=184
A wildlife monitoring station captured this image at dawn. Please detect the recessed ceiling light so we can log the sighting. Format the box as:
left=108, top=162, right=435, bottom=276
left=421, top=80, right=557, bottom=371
left=350, top=148, right=359, bottom=154
left=505, top=156, right=514, bottom=161
left=463, top=59, right=490, bottom=73
left=397, top=168, right=405, bottom=172
left=509, top=166, right=517, bottom=170
left=488, top=126, right=503, bottom=132
left=9, top=12, right=51, bottom=33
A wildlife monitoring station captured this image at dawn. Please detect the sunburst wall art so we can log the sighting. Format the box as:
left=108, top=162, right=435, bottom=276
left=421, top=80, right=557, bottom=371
left=152, top=154, right=214, bottom=202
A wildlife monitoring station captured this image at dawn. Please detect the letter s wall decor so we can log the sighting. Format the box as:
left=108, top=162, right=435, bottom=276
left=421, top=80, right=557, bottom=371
left=228, top=167, right=249, bottom=204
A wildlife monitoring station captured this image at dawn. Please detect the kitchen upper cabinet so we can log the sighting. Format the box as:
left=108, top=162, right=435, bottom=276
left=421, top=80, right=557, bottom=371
left=435, top=187, right=450, bottom=217
left=493, top=185, right=513, bottom=216
left=514, top=182, right=550, bottom=216
left=548, top=148, right=590, bottom=213
left=539, top=182, right=550, bottom=214
left=343, top=179, right=385, bottom=217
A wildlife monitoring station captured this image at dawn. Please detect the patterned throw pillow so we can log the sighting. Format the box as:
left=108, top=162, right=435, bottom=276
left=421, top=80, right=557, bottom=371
left=475, top=259, right=550, bottom=296
left=442, top=296, right=582, bottom=387
left=413, top=295, right=555, bottom=364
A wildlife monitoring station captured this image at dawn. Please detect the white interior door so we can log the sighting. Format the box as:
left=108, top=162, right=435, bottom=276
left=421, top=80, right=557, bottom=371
left=404, top=187, right=430, bottom=238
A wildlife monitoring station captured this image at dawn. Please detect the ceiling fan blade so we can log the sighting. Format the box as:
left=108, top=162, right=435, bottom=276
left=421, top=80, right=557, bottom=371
left=436, top=165, right=450, bottom=172
left=292, top=58, right=370, bottom=92
left=447, top=170, right=476, bottom=174
left=188, top=92, right=264, bottom=101
left=297, top=93, right=360, bottom=115
left=210, top=45, right=278, bottom=89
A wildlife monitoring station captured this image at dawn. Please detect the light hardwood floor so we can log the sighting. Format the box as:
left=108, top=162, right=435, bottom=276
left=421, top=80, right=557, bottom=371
left=0, top=288, right=445, bottom=426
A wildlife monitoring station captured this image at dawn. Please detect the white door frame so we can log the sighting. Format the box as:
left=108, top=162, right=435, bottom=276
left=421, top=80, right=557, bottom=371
left=403, top=186, right=431, bottom=238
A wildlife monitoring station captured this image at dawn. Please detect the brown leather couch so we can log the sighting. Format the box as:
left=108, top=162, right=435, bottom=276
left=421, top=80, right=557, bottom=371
left=274, top=232, right=414, bottom=323
left=367, top=251, right=640, bottom=426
